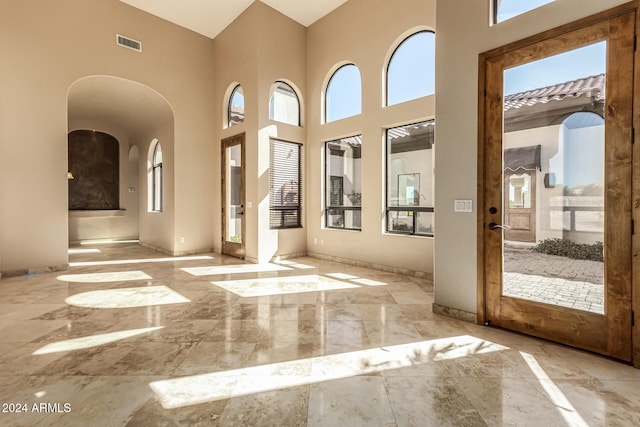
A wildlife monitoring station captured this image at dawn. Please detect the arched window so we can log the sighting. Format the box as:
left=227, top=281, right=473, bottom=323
left=386, top=31, right=435, bottom=106
left=228, top=85, right=245, bottom=127
left=325, top=64, right=361, bottom=123
left=269, top=81, right=300, bottom=126
left=152, top=142, right=163, bottom=212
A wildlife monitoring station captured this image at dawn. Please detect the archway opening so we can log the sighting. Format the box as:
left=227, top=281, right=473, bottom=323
left=67, top=75, right=173, bottom=245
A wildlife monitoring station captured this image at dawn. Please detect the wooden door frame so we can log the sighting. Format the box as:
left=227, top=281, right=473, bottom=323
left=221, top=133, right=246, bottom=259
left=477, top=1, right=640, bottom=367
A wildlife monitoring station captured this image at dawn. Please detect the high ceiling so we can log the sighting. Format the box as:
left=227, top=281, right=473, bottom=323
left=119, top=0, right=348, bottom=39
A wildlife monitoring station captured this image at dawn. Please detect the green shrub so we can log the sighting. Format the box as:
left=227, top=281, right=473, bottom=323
left=533, top=238, right=603, bottom=262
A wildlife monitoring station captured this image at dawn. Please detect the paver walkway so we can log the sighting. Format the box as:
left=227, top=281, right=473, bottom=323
left=502, top=245, right=604, bottom=314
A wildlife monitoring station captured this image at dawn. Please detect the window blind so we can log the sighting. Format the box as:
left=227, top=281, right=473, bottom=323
left=269, top=139, right=302, bottom=229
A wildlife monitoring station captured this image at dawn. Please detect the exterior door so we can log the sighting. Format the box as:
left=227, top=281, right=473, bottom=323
left=221, top=134, right=246, bottom=259
left=504, top=170, right=536, bottom=243
left=480, top=11, right=634, bottom=361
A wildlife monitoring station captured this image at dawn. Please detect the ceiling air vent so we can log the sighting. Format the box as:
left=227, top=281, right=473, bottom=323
left=116, top=34, right=142, bottom=53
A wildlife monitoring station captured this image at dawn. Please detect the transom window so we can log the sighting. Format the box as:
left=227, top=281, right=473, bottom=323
left=325, top=64, right=362, bottom=123
left=386, top=120, right=435, bottom=236
left=493, top=0, right=555, bottom=24
left=269, top=81, right=300, bottom=126
left=387, top=31, right=435, bottom=106
left=269, top=139, right=303, bottom=229
left=228, top=84, right=245, bottom=127
left=325, top=135, right=362, bottom=231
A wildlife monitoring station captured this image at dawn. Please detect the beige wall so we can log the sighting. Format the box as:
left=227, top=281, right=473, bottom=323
left=5, top=0, right=619, bottom=292
left=435, top=0, right=629, bottom=314
left=214, top=2, right=307, bottom=262
left=0, top=0, right=215, bottom=273
left=306, top=0, right=436, bottom=275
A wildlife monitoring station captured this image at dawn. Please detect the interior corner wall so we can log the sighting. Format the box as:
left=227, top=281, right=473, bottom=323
left=434, top=0, right=630, bottom=314
left=255, top=2, right=307, bottom=263
left=0, top=0, right=215, bottom=273
left=214, top=5, right=260, bottom=260
left=305, top=0, right=436, bottom=275
left=214, top=2, right=307, bottom=263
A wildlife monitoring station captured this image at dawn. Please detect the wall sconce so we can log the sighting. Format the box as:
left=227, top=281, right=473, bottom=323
left=67, top=170, right=75, bottom=180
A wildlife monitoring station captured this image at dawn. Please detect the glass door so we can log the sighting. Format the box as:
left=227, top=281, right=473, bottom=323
left=221, top=134, right=245, bottom=259
left=481, top=12, right=634, bottom=361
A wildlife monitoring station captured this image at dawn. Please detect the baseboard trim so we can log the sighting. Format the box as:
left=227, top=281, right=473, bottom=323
left=307, top=252, right=432, bottom=280
left=432, top=303, right=477, bottom=323
left=271, top=252, right=308, bottom=261
left=1, top=264, right=68, bottom=279
left=139, top=241, right=213, bottom=257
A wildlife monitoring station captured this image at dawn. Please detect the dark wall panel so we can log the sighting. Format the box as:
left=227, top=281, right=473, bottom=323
left=68, top=130, right=119, bottom=210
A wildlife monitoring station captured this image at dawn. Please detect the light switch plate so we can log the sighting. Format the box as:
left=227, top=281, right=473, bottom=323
left=454, top=199, right=473, bottom=213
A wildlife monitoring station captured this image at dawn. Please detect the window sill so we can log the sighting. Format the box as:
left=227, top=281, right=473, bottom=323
left=324, top=227, right=361, bottom=232
left=385, top=231, right=434, bottom=239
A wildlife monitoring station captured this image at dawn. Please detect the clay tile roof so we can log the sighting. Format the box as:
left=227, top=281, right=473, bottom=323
left=503, top=73, right=605, bottom=112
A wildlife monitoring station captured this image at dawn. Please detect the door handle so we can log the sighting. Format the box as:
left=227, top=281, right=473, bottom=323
left=488, top=223, right=511, bottom=230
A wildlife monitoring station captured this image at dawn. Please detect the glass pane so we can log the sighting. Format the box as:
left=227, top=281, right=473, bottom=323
left=387, top=211, right=413, bottom=234
left=416, top=212, right=434, bottom=236
left=326, top=208, right=361, bottom=230
left=269, top=140, right=302, bottom=229
left=153, top=143, right=163, bottom=164
left=325, top=136, right=361, bottom=230
left=327, top=208, right=345, bottom=228
left=387, top=121, right=434, bottom=209
left=326, top=65, right=361, bottom=122
left=387, top=31, right=435, bottom=106
left=508, top=173, right=531, bottom=208
left=153, top=165, right=162, bottom=212
left=270, top=82, right=299, bottom=126
left=226, top=144, right=242, bottom=243
left=229, top=85, right=245, bottom=127
left=502, top=42, right=606, bottom=314
left=495, top=0, right=555, bottom=24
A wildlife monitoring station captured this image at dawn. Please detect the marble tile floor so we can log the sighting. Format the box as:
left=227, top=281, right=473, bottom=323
left=0, top=242, right=638, bottom=426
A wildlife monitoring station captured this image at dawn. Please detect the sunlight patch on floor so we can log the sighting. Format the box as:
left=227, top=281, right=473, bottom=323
left=325, top=272, right=387, bottom=287
left=57, top=270, right=152, bottom=283
left=181, top=263, right=291, bottom=277
left=520, top=352, right=590, bottom=427
left=325, top=272, right=358, bottom=280
left=351, top=277, right=387, bottom=286
left=33, top=327, right=164, bottom=355
left=273, top=259, right=316, bottom=269
left=69, top=255, right=214, bottom=267
left=79, top=239, right=140, bottom=245
left=68, top=248, right=102, bottom=255
left=211, top=274, right=360, bottom=297
left=65, top=285, right=190, bottom=309
left=150, top=335, right=509, bottom=409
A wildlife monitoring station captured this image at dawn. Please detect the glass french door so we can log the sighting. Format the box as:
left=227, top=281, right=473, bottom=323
left=481, top=11, right=634, bottom=361
left=221, top=134, right=246, bottom=259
